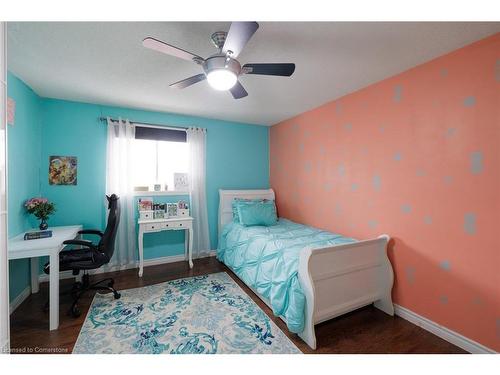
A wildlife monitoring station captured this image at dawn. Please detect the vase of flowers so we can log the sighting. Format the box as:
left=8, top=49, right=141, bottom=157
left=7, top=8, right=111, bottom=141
left=25, top=197, right=56, bottom=230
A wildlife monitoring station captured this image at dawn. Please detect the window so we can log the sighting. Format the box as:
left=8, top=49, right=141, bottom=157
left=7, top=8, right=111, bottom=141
left=131, top=126, right=189, bottom=191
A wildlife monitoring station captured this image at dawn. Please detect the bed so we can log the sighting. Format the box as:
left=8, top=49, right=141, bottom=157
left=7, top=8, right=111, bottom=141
left=217, top=189, right=394, bottom=350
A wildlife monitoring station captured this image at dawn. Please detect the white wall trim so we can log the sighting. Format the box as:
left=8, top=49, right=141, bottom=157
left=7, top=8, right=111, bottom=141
left=38, top=251, right=217, bottom=283
left=9, top=286, right=31, bottom=315
left=394, top=304, right=496, bottom=354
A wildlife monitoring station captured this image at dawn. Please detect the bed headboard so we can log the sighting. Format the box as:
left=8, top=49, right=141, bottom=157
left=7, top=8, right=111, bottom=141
left=218, top=189, right=275, bottom=237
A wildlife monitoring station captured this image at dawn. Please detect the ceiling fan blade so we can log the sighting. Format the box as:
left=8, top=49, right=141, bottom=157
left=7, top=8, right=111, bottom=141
left=143, top=37, right=203, bottom=63
left=230, top=81, right=248, bottom=99
left=222, top=22, right=259, bottom=58
left=170, top=74, right=206, bottom=89
left=242, top=63, right=296, bottom=77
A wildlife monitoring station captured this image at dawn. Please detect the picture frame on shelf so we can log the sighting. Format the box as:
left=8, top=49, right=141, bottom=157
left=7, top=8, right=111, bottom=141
left=174, top=173, right=189, bottom=191
left=166, top=203, right=178, bottom=217
left=138, top=197, right=153, bottom=211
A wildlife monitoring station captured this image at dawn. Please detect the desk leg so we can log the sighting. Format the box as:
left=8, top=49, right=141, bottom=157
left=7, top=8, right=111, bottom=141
left=138, top=226, right=144, bottom=277
left=184, top=229, right=188, bottom=262
left=49, top=250, right=59, bottom=331
left=30, top=258, right=39, bottom=294
left=188, top=228, right=193, bottom=269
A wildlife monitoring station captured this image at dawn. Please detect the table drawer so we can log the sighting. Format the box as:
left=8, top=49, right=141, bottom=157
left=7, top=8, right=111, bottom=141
left=162, top=221, right=188, bottom=230
left=144, top=223, right=162, bottom=232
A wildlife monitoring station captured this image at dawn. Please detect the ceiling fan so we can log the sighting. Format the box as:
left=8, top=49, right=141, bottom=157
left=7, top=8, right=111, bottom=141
left=142, top=22, right=295, bottom=99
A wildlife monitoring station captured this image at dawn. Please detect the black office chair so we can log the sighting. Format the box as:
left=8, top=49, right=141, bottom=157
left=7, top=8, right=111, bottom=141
left=44, top=194, right=121, bottom=317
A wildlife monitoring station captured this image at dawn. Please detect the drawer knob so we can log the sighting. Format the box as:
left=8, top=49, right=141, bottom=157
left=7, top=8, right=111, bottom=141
left=180, top=223, right=183, bottom=226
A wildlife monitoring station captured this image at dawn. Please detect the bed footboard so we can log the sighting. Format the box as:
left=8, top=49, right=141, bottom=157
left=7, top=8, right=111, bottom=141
left=297, top=235, right=394, bottom=350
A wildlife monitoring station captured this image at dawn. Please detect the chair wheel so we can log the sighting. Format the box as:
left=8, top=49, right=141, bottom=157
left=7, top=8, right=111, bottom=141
left=71, top=305, right=81, bottom=318
left=114, top=292, right=121, bottom=300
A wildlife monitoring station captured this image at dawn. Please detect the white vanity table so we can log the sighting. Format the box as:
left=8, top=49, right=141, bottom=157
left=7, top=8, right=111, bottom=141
left=137, top=216, right=194, bottom=277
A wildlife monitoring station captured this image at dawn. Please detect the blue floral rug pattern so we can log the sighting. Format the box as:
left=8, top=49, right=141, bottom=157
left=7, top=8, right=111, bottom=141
left=73, top=272, right=301, bottom=354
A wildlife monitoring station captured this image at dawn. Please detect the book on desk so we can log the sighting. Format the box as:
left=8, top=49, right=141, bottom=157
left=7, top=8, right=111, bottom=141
left=24, top=230, right=53, bottom=240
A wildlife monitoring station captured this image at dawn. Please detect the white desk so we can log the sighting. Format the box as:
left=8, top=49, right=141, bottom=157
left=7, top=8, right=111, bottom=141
left=8, top=225, right=82, bottom=330
left=137, top=216, right=193, bottom=277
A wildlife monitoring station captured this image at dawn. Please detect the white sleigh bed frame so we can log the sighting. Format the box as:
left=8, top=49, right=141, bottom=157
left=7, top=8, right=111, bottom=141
left=218, top=189, right=394, bottom=350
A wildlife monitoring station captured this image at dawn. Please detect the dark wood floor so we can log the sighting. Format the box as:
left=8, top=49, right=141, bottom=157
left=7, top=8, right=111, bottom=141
left=9, top=257, right=466, bottom=354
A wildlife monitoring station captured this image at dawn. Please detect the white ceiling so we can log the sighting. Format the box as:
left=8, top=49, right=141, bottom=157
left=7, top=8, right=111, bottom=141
left=7, top=22, right=500, bottom=125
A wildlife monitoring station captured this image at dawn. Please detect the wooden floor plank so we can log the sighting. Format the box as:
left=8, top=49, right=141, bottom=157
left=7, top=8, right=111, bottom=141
left=9, top=257, right=466, bottom=354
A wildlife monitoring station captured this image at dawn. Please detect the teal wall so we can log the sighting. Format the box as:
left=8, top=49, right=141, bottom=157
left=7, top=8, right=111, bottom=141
left=7, top=73, right=269, bottom=303
left=40, top=98, right=270, bottom=254
left=7, top=72, right=42, bottom=302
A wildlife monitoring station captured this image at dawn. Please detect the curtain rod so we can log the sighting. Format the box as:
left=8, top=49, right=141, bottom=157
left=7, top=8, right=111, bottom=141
left=99, top=116, right=188, bottom=132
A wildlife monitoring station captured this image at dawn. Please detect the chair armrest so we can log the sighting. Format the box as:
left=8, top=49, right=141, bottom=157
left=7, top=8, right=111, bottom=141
left=78, top=229, right=104, bottom=237
left=63, top=240, right=102, bottom=260
left=63, top=239, right=95, bottom=247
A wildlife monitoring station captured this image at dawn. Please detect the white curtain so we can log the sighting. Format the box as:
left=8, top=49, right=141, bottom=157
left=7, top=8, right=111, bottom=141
left=105, top=117, right=136, bottom=268
left=187, top=127, right=210, bottom=256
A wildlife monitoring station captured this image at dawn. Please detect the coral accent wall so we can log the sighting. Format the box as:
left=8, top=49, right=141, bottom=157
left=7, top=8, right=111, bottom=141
left=270, top=33, right=500, bottom=351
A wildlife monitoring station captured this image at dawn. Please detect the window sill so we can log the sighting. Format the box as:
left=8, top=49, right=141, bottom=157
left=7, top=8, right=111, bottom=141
left=133, top=190, right=189, bottom=196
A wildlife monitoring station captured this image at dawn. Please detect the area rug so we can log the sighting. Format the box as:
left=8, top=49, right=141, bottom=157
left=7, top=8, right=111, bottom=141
left=73, top=272, right=301, bottom=354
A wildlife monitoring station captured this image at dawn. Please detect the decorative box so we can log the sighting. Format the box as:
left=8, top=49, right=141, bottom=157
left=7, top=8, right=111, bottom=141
left=178, top=209, right=189, bottom=217
left=139, top=210, right=154, bottom=220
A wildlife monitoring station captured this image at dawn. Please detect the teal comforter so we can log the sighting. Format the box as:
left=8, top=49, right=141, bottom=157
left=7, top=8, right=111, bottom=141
left=217, top=218, right=356, bottom=333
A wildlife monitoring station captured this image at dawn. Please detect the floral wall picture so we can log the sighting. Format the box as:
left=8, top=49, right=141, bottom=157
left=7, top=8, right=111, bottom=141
left=49, top=156, right=78, bottom=185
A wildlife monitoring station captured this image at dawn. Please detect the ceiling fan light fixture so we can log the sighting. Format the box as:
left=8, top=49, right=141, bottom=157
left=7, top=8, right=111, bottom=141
left=206, top=69, right=237, bottom=91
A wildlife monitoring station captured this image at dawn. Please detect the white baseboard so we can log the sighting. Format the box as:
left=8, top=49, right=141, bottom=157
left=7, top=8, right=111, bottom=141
left=9, top=286, right=31, bottom=315
left=394, top=304, right=496, bottom=354
left=38, top=250, right=217, bottom=283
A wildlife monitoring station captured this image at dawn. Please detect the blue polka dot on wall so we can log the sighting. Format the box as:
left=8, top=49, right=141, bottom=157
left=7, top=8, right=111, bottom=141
left=406, top=266, right=416, bottom=284
left=464, top=212, right=476, bottom=235
left=337, top=164, right=345, bottom=177
left=463, top=96, right=476, bottom=107
left=424, top=215, right=433, bottom=225
left=401, top=204, right=412, bottom=214
left=393, top=85, right=403, bottom=103
left=351, top=183, right=359, bottom=191
left=470, top=151, right=484, bottom=174
left=368, top=220, right=378, bottom=229
left=439, top=295, right=448, bottom=305
left=443, top=175, right=453, bottom=185
left=439, top=260, right=451, bottom=271
left=446, top=128, right=457, bottom=138
left=343, top=123, right=352, bottom=131
left=372, top=175, right=382, bottom=191
left=393, top=152, right=402, bottom=161
left=304, top=161, right=312, bottom=173
left=334, top=203, right=342, bottom=216
left=335, top=102, right=342, bottom=114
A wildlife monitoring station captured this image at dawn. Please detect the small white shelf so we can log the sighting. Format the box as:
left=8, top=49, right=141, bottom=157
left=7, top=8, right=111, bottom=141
left=134, top=191, right=189, bottom=196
